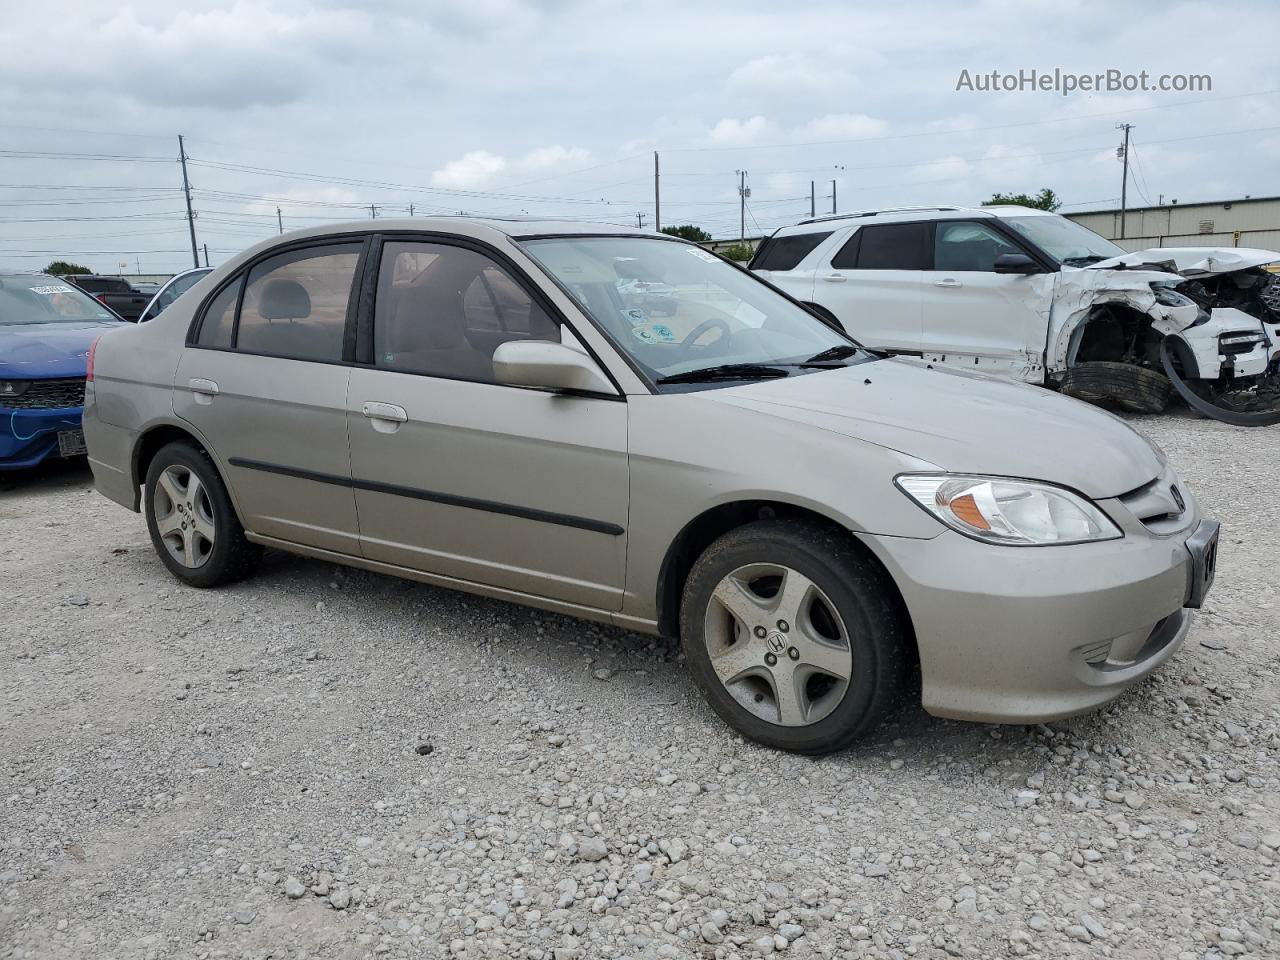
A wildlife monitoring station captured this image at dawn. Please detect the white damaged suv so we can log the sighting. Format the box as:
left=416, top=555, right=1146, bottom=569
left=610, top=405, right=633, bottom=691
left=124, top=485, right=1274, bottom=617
left=751, top=205, right=1280, bottom=422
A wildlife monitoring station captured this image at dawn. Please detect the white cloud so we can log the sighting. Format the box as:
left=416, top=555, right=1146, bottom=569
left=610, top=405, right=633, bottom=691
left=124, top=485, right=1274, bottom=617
left=706, top=116, right=774, bottom=146
left=430, top=150, right=508, bottom=189
left=798, top=114, right=889, bottom=141
left=515, top=145, right=592, bottom=174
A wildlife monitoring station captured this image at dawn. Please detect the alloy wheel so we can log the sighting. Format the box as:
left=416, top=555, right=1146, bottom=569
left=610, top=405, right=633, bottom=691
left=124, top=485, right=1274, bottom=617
left=702, top=562, right=853, bottom=726
left=153, top=464, right=216, bottom=569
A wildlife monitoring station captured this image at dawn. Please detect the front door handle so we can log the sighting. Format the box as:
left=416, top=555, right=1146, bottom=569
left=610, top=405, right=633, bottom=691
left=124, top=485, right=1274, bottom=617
left=821, top=274, right=847, bottom=283
left=934, top=278, right=963, bottom=287
left=362, top=401, right=407, bottom=423
left=188, top=378, right=219, bottom=405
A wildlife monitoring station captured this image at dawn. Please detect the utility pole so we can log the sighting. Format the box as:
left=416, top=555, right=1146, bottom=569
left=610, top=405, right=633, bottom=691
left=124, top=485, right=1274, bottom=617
left=202, top=244, right=210, bottom=268
left=636, top=212, right=645, bottom=229
left=831, top=179, right=837, bottom=215
left=736, top=170, right=750, bottom=242
left=276, top=206, right=283, bottom=234
left=810, top=181, right=816, bottom=219
left=369, top=203, right=378, bottom=219
left=178, top=135, right=199, bottom=269
left=1117, top=123, right=1133, bottom=239
left=408, top=203, right=415, bottom=217
left=653, top=152, right=661, bottom=232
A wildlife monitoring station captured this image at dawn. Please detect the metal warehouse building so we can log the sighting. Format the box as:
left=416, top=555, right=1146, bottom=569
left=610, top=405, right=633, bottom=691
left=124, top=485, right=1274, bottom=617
left=1066, top=196, right=1280, bottom=253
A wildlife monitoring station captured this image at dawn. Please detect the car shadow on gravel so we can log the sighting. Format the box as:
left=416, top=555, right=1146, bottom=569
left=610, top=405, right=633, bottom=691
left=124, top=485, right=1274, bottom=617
left=0, top=456, right=93, bottom=496
left=232, top=547, right=1148, bottom=774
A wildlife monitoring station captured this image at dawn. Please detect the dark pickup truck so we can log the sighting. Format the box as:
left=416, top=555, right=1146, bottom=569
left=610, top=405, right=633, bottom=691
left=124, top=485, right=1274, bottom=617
left=64, top=275, right=149, bottom=322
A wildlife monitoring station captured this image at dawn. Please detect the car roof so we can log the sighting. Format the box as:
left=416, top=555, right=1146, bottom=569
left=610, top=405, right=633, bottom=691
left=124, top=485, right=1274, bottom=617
left=263, top=217, right=650, bottom=242
left=773, top=203, right=1054, bottom=237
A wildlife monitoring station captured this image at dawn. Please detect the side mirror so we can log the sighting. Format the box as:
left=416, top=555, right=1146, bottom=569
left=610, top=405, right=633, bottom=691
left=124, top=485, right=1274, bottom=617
left=492, top=340, right=616, bottom=395
left=993, top=253, right=1040, bottom=275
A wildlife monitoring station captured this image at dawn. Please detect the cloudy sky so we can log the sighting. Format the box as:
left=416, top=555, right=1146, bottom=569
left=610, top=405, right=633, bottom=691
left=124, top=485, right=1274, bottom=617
left=1, top=0, right=1278, bottom=274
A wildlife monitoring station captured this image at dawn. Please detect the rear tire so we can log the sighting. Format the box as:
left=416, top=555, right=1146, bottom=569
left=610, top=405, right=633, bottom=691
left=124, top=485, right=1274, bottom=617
left=679, top=518, right=910, bottom=754
left=144, top=441, right=261, bottom=588
left=1058, top=361, right=1171, bottom=414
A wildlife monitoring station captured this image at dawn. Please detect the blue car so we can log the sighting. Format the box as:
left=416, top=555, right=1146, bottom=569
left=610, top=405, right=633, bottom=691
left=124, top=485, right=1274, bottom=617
left=1, top=273, right=124, bottom=470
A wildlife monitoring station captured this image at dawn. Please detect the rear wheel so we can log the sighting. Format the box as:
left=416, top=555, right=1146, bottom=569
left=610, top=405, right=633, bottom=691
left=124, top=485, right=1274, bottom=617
left=1058, top=361, right=1171, bottom=414
left=679, top=518, right=910, bottom=754
left=144, top=441, right=261, bottom=588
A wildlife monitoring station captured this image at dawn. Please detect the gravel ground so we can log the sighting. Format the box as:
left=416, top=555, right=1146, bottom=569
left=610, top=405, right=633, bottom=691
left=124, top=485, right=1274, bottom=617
left=2, top=411, right=1278, bottom=960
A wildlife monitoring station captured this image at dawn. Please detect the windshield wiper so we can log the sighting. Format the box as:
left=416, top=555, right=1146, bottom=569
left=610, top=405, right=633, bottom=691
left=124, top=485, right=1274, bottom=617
left=1061, top=255, right=1109, bottom=266
left=656, top=363, right=791, bottom=385
left=799, top=344, right=859, bottom=366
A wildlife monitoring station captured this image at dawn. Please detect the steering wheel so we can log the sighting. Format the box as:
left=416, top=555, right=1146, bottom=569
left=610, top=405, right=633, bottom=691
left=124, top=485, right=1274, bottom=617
left=680, top=317, right=730, bottom=348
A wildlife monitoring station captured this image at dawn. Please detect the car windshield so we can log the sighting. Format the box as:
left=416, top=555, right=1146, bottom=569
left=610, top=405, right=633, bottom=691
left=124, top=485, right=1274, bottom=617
left=519, top=236, right=858, bottom=383
left=1000, top=215, right=1125, bottom=265
left=0, top=276, right=120, bottom=325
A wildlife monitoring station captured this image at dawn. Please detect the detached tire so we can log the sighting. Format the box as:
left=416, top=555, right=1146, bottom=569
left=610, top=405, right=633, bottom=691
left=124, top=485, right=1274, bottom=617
left=1058, top=361, right=1172, bottom=414
left=679, top=518, right=910, bottom=754
left=144, top=441, right=261, bottom=588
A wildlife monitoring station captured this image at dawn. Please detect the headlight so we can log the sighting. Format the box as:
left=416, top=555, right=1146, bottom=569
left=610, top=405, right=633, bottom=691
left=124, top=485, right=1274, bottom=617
left=1150, top=282, right=1194, bottom=309
left=895, top=474, right=1123, bottom=546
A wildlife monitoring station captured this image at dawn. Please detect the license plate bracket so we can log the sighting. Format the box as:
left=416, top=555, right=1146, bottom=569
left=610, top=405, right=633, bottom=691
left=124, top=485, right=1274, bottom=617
left=57, top=429, right=86, bottom=458
left=1184, top=519, right=1220, bottom=609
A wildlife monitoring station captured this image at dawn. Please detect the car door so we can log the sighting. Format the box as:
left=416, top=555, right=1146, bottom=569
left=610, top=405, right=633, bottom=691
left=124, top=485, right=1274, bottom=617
left=345, top=237, right=629, bottom=612
left=815, top=222, right=926, bottom=352
left=173, top=238, right=367, bottom=554
left=919, top=219, right=1055, bottom=380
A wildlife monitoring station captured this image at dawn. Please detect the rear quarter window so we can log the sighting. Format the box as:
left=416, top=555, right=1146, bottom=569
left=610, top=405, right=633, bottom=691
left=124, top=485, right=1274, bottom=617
left=750, top=232, right=833, bottom=271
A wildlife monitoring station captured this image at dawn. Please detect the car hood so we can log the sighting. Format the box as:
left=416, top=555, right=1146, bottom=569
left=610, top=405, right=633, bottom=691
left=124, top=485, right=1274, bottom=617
left=0, top=320, right=120, bottom=378
left=1087, top=246, right=1280, bottom=276
left=708, top=358, right=1163, bottom=499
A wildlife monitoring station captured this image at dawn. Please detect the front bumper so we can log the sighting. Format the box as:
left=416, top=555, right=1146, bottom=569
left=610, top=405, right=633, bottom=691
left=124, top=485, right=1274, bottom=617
left=0, top=405, right=83, bottom=470
left=860, top=512, right=1214, bottom=724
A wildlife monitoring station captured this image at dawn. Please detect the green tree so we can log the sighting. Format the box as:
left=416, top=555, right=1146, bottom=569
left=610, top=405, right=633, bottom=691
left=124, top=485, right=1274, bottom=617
left=660, top=224, right=712, bottom=243
left=44, top=260, right=91, bottom=276
left=982, top=188, right=1061, bottom=212
left=720, top=242, right=755, bottom=262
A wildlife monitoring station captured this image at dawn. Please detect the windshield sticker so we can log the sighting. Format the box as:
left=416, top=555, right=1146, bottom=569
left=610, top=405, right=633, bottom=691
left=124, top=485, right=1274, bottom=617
left=733, top=301, right=767, bottom=328
left=630, top=321, right=678, bottom=344
left=30, top=284, right=75, bottom=295
left=622, top=307, right=648, bottom=325
left=688, top=248, right=719, bottom=263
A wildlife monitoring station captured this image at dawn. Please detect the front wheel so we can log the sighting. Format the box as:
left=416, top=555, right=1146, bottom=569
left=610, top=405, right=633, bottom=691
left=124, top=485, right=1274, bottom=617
left=144, top=441, right=261, bottom=588
left=679, top=518, right=911, bottom=754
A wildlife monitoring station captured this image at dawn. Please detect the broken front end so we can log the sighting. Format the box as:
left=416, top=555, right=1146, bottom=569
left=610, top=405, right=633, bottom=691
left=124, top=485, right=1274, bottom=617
left=1049, top=251, right=1280, bottom=425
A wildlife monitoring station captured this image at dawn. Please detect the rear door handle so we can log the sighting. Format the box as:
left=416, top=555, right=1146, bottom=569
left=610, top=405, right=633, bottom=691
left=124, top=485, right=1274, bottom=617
left=188, top=378, right=219, bottom=404
left=822, top=274, right=847, bottom=283
left=934, top=278, right=963, bottom=287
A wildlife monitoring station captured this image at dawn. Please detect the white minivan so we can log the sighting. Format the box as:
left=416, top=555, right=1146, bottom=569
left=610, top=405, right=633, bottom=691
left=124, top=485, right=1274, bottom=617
left=751, top=205, right=1280, bottom=421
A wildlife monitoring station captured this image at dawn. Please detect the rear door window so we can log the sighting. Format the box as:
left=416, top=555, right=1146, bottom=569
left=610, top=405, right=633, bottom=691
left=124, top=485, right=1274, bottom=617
left=839, top=222, right=930, bottom=270
left=234, top=243, right=362, bottom=362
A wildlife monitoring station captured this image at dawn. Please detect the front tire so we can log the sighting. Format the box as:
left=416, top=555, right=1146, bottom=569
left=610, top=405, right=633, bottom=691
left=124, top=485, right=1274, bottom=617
left=679, top=518, right=910, bottom=754
left=144, top=441, right=261, bottom=588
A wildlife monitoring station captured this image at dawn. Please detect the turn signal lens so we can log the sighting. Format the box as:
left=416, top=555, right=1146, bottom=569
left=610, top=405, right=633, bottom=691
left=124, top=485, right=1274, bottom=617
left=897, top=474, right=1123, bottom=546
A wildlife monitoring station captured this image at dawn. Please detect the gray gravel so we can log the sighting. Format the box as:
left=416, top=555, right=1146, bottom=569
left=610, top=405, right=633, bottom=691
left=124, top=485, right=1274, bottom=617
left=1, top=411, right=1278, bottom=959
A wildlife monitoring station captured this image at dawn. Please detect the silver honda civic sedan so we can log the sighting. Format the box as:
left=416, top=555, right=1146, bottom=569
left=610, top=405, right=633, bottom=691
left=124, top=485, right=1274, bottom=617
left=82, top=219, right=1219, bottom=753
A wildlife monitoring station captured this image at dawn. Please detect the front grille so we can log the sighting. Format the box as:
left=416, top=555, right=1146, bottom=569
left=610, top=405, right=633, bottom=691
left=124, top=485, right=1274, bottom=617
left=1118, top=470, right=1188, bottom=534
left=0, top=378, right=86, bottom=409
